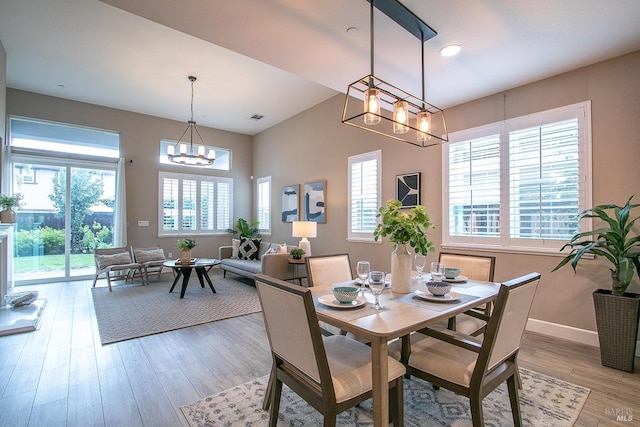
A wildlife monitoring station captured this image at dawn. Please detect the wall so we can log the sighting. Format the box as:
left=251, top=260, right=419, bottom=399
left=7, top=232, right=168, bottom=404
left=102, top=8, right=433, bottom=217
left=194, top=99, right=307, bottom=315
left=0, top=40, right=6, bottom=191
left=253, top=50, right=640, bottom=336
left=5, top=89, right=253, bottom=259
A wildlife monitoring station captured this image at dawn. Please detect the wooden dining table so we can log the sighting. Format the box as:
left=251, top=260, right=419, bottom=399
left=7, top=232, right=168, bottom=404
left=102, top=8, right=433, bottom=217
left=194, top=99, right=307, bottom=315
left=310, top=276, right=501, bottom=427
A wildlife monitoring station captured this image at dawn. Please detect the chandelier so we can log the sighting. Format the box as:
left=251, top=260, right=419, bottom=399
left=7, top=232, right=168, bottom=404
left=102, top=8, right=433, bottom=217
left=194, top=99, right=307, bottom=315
left=342, top=0, right=448, bottom=147
left=167, top=76, right=216, bottom=165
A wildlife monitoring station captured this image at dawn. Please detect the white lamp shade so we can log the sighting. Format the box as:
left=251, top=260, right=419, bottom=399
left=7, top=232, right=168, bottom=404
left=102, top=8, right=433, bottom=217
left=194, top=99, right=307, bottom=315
left=292, top=221, right=317, bottom=238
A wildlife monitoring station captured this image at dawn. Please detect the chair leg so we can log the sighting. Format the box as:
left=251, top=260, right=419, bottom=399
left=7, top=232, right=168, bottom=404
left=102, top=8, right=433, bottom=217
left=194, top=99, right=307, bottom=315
left=507, top=375, right=522, bottom=426
left=390, top=377, right=404, bottom=427
left=469, top=391, right=484, bottom=427
left=106, top=273, right=113, bottom=292
left=262, top=367, right=274, bottom=410
left=92, top=274, right=99, bottom=288
left=269, top=378, right=282, bottom=427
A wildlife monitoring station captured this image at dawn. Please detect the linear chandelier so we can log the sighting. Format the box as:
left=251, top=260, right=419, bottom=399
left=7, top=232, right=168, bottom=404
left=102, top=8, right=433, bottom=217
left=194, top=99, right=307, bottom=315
left=342, top=0, right=448, bottom=147
left=167, top=75, right=216, bottom=166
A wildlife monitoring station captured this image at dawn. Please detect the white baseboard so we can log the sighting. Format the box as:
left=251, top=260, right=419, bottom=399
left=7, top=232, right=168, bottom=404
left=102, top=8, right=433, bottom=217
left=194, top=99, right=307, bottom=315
left=526, top=318, right=640, bottom=357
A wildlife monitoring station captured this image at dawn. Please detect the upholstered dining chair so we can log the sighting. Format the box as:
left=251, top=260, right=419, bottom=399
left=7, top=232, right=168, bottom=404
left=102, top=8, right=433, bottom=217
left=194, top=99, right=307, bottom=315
left=304, top=253, right=353, bottom=287
left=438, top=252, right=496, bottom=335
left=255, top=274, right=405, bottom=427
left=131, top=246, right=169, bottom=284
left=390, top=272, right=540, bottom=427
left=93, top=247, right=146, bottom=291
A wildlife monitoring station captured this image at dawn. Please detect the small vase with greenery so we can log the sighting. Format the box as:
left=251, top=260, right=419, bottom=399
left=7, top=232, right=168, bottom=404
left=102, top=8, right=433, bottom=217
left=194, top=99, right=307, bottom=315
left=552, top=196, right=640, bottom=295
left=374, top=199, right=436, bottom=293
left=289, top=248, right=305, bottom=259
left=176, top=238, right=197, bottom=264
left=0, top=193, right=23, bottom=223
left=226, top=218, right=260, bottom=239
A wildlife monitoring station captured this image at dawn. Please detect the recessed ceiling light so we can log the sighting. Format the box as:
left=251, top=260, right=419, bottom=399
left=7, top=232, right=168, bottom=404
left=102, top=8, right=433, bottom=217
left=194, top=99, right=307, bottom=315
left=439, top=44, right=462, bottom=57
left=250, top=114, right=264, bottom=121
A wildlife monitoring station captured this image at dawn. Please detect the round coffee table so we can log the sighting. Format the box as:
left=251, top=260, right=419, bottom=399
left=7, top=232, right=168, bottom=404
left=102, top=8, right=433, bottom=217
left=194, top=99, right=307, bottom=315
left=163, top=258, right=220, bottom=298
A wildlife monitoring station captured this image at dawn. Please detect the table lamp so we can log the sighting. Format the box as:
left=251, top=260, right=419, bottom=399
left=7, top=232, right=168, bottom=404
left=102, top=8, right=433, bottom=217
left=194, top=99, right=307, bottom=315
left=292, top=221, right=317, bottom=256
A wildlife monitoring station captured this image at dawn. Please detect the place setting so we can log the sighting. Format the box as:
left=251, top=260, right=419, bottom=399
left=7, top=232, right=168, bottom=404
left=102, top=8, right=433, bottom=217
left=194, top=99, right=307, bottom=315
left=317, top=261, right=389, bottom=311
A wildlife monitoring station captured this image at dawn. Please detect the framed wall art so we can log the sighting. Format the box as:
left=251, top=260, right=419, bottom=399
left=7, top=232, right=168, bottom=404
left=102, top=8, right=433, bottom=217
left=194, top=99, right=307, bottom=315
left=281, top=184, right=299, bottom=222
left=396, top=172, right=421, bottom=208
left=303, top=180, right=326, bottom=223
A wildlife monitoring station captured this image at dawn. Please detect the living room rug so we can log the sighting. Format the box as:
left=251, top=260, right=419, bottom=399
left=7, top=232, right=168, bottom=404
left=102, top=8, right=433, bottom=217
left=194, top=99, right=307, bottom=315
left=180, top=367, right=589, bottom=426
left=92, top=269, right=261, bottom=344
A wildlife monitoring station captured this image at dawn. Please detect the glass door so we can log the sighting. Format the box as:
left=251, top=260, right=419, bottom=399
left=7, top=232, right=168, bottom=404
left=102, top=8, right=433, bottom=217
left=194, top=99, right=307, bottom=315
left=12, top=161, right=116, bottom=284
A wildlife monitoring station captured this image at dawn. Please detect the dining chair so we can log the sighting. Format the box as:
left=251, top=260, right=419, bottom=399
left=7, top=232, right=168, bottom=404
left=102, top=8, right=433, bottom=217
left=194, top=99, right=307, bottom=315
left=390, top=272, right=540, bottom=427
left=93, top=247, right=146, bottom=291
left=304, top=253, right=353, bottom=287
left=255, top=274, right=405, bottom=427
left=438, top=252, right=496, bottom=335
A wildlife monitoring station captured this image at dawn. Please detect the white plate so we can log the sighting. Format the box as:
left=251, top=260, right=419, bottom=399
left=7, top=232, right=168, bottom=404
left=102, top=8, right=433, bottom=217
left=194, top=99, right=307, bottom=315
left=442, top=275, right=468, bottom=283
left=414, top=290, right=461, bottom=302
left=318, top=295, right=367, bottom=309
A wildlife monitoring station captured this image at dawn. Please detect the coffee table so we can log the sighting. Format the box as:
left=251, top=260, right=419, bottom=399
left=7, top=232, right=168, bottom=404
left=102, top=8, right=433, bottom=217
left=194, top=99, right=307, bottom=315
left=163, top=258, right=220, bottom=298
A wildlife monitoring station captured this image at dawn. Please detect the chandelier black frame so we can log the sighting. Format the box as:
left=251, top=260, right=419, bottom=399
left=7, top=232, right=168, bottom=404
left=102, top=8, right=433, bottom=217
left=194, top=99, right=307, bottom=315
left=342, top=0, right=448, bottom=147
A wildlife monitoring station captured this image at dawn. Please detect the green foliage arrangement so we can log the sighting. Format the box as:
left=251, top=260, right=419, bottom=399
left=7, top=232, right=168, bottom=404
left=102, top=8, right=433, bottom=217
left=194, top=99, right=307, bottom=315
left=176, top=238, right=198, bottom=250
left=553, top=196, right=640, bottom=295
left=373, top=199, right=436, bottom=256
left=0, top=193, right=23, bottom=210
left=227, top=218, right=260, bottom=238
left=289, top=248, right=305, bottom=259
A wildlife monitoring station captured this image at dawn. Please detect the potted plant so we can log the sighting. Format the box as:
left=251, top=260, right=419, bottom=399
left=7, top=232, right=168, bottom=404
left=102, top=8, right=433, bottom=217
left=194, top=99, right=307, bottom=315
left=552, top=196, right=640, bottom=372
left=0, top=193, right=23, bottom=224
left=176, top=238, right=198, bottom=264
left=373, top=199, right=436, bottom=293
left=226, top=218, right=260, bottom=239
left=289, top=248, right=305, bottom=260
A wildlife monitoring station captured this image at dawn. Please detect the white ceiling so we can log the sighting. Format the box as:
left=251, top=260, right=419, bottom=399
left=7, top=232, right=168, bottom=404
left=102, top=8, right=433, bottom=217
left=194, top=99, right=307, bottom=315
left=2, top=0, right=640, bottom=136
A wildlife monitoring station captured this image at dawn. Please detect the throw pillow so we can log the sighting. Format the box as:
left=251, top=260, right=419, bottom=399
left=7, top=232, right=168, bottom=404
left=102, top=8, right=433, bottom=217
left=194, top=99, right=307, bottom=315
left=277, top=243, right=288, bottom=254
left=96, top=252, right=133, bottom=270
left=263, top=247, right=275, bottom=256
left=4, top=291, right=39, bottom=307
left=238, top=237, right=261, bottom=260
left=134, top=248, right=165, bottom=263
left=231, top=239, right=241, bottom=258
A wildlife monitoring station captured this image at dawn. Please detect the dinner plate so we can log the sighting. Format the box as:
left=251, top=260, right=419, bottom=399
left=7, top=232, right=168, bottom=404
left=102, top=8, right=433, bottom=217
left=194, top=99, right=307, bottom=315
left=318, top=295, right=367, bottom=309
left=414, top=289, right=461, bottom=303
left=442, top=275, right=468, bottom=283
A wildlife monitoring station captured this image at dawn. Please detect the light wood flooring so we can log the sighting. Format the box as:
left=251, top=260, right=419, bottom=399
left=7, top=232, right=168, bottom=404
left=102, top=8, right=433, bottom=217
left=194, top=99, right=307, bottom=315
left=0, top=278, right=638, bottom=426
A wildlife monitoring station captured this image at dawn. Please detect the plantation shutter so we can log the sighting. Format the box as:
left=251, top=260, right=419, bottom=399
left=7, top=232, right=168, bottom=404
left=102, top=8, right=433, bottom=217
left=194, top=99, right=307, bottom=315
left=348, top=150, right=381, bottom=241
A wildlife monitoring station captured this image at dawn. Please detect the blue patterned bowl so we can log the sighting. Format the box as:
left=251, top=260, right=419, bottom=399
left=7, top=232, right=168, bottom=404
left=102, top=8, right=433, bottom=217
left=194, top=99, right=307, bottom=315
left=332, top=286, right=360, bottom=303
left=426, top=282, right=452, bottom=296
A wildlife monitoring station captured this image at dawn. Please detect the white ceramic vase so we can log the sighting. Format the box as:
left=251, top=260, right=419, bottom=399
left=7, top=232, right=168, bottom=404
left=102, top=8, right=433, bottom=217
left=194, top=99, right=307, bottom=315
left=391, top=243, right=412, bottom=293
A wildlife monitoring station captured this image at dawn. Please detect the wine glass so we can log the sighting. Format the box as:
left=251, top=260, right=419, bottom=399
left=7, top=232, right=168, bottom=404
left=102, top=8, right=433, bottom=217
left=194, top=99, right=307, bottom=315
left=369, top=270, right=386, bottom=310
left=430, top=262, right=445, bottom=282
left=414, top=254, right=427, bottom=279
left=356, top=261, right=371, bottom=287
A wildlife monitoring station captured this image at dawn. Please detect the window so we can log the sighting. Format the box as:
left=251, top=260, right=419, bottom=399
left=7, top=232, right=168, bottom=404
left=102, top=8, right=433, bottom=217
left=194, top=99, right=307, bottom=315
left=159, top=171, right=232, bottom=236
left=159, top=140, right=231, bottom=171
left=348, top=150, right=381, bottom=242
left=257, top=176, right=271, bottom=234
left=444, top=101, right=592, bottom=253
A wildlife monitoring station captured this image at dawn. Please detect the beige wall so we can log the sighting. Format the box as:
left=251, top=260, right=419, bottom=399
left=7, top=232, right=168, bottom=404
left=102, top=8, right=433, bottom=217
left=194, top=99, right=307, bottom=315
left=0, top=40, right=6, bottom=191
left=254, top=50, right=640, bottom=333
left=5, top=89, right=253, bottom=258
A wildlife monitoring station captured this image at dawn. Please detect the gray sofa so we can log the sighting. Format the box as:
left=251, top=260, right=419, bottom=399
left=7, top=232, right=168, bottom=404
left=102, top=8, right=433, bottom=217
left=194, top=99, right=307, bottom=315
left=218, top=241, right=297, bottom=281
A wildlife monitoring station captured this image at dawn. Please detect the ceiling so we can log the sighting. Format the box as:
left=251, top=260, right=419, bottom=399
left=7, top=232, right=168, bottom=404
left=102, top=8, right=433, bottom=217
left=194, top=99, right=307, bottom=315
left=1, top=0, right=640, bottom=136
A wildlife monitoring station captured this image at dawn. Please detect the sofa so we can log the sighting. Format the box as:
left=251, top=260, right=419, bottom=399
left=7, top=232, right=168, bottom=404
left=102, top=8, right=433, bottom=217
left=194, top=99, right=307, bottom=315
left=219, top=240, right=298, bottom=281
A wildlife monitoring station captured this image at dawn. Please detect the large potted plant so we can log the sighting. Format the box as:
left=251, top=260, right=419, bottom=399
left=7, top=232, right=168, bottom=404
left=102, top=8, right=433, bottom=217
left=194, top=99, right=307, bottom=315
left=226, top=218, right=260, bottom=238
left=553, top=196, right=640, bottom=372
left=374, top=199, right=436, bottom=293
left=0, top=193, right=23, bottom=224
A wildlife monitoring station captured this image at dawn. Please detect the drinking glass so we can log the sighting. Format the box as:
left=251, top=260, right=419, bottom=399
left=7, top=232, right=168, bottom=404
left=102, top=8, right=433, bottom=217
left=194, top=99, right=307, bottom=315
left=430, top=262, right=445, bottom=282
left=414, top=254, right=427, bottom=279
left=356, top=261, right=371, bottom=286
left=369, top=270, right=386, bottom=310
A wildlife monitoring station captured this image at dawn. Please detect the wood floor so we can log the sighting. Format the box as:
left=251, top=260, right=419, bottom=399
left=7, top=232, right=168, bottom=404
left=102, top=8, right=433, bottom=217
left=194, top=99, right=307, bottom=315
left=0, top=277, right=638, bottom=426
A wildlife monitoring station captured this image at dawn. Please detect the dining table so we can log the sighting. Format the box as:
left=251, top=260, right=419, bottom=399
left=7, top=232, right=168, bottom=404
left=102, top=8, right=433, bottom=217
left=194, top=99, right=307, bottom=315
left=310, top=275, right=501, bottom=427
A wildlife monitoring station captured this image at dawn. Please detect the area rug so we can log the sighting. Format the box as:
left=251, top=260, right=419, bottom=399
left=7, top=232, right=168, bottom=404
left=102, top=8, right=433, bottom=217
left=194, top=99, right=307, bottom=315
left=91, top=269, right=261, bottom=344
left=180, top=367, right=589, bottom=426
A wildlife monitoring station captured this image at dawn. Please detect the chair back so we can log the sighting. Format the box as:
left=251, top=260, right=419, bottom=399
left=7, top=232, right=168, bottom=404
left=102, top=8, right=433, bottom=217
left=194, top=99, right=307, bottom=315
left=94, top=247, right=133, bottom=269
left=255, top=274, right=330, bottom=384
left=130, top=246, right=167, bottom=264
left=476, top=272, right=540, bottom=375
left=438, top=252, right=495, bottom=282
left=305, top=254, right=352, bottom=287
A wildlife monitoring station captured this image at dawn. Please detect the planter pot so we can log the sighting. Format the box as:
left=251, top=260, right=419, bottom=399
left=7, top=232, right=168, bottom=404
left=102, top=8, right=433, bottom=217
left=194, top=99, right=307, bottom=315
left=0, top=209, right=16, bottom=223
left=592, top=289, right=640, bottom=372
left=179, top=249, right=192, bottom=264
left=391, top=243, right=412, bottom=294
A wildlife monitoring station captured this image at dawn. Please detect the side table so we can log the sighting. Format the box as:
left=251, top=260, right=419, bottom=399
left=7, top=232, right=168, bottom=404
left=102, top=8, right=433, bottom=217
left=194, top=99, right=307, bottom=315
left=287, top=257, right=307, bottom=285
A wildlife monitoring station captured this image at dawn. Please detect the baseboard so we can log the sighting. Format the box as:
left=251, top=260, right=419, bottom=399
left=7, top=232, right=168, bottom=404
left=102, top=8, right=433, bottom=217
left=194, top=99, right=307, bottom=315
left=526, top=318, right=640, bottom=357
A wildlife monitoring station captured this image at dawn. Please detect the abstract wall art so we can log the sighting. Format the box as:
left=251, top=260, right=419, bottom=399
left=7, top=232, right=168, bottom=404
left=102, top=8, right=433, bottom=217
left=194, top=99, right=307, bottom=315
left=396, top=172, right=421, bottom=208
left=303, top=180, right=326, bottom=223
left=281, top=184, right=299, bottom=222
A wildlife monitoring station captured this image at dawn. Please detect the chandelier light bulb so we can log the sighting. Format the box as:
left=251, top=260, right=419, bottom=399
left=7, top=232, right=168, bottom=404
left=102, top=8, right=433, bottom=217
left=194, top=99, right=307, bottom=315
left=393, top=100, right=409, bottom=134
left=416, top=110, right=432, bottom=142
left=364, top=87, right=381, bottom=125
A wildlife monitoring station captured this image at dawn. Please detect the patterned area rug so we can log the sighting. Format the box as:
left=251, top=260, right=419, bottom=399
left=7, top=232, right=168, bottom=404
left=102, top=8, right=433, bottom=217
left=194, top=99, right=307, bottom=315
left=180, top=368, right=589, bottom=426
left=92, top=269, right=261, bottom=344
